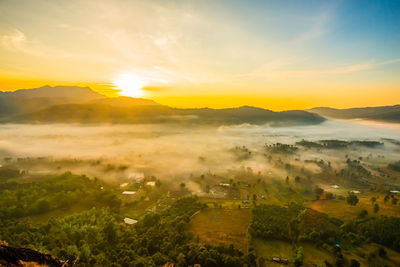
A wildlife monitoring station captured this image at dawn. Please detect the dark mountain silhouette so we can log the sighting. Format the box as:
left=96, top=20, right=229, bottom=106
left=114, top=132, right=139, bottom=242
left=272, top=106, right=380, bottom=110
left=0, top=86, right=105, bottom=118
left=0, top=85, right=325, bottom=125
left=0, top=85, right=103, bottom=99
left=10, top=104, right=325, bottom=126
left=309, top=105, right=400, bottom=123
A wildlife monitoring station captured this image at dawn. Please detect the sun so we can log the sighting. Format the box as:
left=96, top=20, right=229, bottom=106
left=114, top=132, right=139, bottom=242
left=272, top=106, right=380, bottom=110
left=112, top=74, right=146, bottom=98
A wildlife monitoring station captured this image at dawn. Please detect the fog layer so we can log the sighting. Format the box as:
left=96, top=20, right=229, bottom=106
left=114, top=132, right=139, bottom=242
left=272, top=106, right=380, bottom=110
left=1, top=120, right=399, bottom=182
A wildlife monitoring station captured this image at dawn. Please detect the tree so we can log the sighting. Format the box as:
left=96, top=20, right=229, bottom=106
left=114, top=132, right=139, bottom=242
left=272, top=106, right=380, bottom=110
left=378, top=247, right=387, bottom=258
left=384, top=195, right=390, bottom=203
left=346, top=193, right=359, bottom=206
left=180, top=182, right=186, bottom=190
left=247, top=251, right=256, bottom=266
left=294, top=246, right=304, bottom=267
left=374, top=203, right=379, bottom=213
left=103, top=222, right=117, bottom=244
left=314, top=186, right=324, bottom=200
left=177, top=252, right=186, bottom=266
left=350, top=259, right=360, bottom=267
left=205, top=184, right=210, bottom=193
left=257, top=257, right=265, bottom=267
left=357, top=209, right=368, bottom=219
left=34, top=199, right=51, bottom=214
left=325, top=192, right=334, bottom=200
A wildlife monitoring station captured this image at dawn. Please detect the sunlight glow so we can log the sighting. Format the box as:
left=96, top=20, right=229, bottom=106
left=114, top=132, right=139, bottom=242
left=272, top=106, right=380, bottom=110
left=113, top=74, right=146, bottom=98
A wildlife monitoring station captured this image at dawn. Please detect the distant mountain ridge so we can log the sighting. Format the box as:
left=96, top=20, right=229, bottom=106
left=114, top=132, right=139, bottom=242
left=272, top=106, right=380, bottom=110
left=0, top=85, right=325, bottom=126
left=91, top=96, right=159, bottom=107
left=309, top=105, right=400, bottom=123
left=0, top=86, right=105, bottom=119
left=0, top=85, right=104, bottom=99
left=10, top=104, right=325, bottom=126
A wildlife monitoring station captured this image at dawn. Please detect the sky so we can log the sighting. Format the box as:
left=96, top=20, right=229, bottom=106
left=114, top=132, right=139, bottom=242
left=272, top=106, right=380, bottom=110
left=0, top=0, right=399, bottom=110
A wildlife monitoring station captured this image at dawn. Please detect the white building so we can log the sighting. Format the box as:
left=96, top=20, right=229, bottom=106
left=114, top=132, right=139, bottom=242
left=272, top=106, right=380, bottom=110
left=122, top=191, right=136, bottom=195
left=124, top=217, right=138, bottom=225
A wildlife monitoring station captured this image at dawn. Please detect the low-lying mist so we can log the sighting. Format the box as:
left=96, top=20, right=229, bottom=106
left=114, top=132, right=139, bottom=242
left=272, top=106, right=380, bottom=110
left=1, top=119, right=399, bottom=185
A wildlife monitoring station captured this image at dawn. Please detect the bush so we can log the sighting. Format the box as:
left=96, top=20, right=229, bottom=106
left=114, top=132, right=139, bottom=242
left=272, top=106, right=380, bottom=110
left=350, top=259, right=360, bottom=267
left=357, top=210, right=368, bottom=219
left=378, top=247, right=387, bottom=258
left=346, top=193, right=359, bottom=206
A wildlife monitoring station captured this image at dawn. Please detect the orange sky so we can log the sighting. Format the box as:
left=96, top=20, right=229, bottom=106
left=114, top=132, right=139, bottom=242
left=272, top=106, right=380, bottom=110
left=1, top=0, right=399, bottom=110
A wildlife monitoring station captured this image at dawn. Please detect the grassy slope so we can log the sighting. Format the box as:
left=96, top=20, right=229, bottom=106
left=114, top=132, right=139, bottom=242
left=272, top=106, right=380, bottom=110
left=251, top=238, right=334, bottom=267
left=305, top=193, right=400, bottom=221
left=189, top=208, right=251, bottom=252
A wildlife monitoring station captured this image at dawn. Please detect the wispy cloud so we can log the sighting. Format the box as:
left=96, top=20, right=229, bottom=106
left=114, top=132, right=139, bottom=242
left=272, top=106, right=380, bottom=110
left=294, top=11, right=332, bottom=43
left=274, top=58, right=400, bottom=78
left=0, top=29, right=27, bottom=52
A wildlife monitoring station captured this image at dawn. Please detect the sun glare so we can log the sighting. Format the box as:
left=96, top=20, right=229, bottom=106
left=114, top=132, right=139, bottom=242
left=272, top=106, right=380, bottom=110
left=113, top=74, right=146, bottom=98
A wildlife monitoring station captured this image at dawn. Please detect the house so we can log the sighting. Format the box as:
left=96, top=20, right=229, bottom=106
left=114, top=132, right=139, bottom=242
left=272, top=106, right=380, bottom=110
left=390, top=190, right=400, bottom=194
left=124, top=217, right=138, bottom=225
left=146, top=181, right=156, bottom=187
left=272, top=257, right=289, bottom=264
left=128, top=172, right=145, bottom=180
left=122, top=191, right=136, bottom=195
left=332, top=185, right=340, bottom=189
left=242, top=200, right=249, bottom=204
left=350, top=190, right=360, bottom=194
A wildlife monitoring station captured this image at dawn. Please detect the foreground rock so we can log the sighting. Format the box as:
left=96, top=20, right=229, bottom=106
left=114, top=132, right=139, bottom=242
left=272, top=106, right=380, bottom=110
left=0, top=245, right=68, bottom=267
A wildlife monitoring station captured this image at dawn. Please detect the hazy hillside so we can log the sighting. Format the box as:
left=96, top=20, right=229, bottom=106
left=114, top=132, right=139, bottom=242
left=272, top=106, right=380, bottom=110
left=0, top=86, right=105, bottom=118
left=10, top=104, right=325, bottom=126
left=309, top=105, right=400, bottom=123
left=0, top=85, right=103, bottom=99
left=91, top=96, right=159, bottom=107
left=0, top=86, right=325, bottom=126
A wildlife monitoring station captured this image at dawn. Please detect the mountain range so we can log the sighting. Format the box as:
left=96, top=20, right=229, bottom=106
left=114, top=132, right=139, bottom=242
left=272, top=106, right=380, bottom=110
left=309, top=106, right=400, bottom=123
left=0, top=85, right=398, bottom=125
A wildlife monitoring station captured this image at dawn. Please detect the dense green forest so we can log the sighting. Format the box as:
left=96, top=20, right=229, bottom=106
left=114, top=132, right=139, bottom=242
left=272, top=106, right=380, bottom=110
left=0, top=172, right=119, bottom=219
left=1, top=172, right=400, bottom=266
left=0, top=196, right=252, bottom=266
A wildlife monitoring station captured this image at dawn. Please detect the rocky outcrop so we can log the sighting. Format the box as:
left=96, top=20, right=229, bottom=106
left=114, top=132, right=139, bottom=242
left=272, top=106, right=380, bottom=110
left=0, top=245, right=68, bottom=267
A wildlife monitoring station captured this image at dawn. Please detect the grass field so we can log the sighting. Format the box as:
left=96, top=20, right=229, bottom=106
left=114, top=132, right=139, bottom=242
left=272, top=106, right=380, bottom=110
left=252, top=238, right=400, bottom=266
left=342, top=243, right=400, bottom=267
left=306, top=193, right=400, bottom=221
left=189, top=208, right=250, bottom=251
left=251, top=238, right=334, bottom=266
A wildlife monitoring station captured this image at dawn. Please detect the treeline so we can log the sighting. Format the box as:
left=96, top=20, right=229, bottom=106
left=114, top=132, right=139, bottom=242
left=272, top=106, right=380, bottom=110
left=296, top=139, right=383, bottom=149
left=249, top=204, right=344, bottom=245
left=0, top=197, right=256, bottom=266
left=388, top=161, right=400, bottom=172
left=265, top=143, right=298, bottom=154
left=344, top=216, right=400, bottom=251
left=250, top=204, right=400, bottom=253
